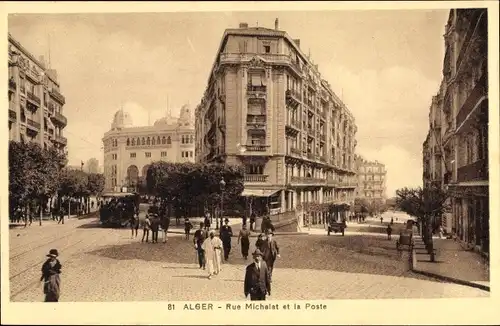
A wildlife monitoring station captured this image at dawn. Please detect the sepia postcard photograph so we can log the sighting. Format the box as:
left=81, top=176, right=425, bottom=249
left=1, top=1, right=499, bottom=325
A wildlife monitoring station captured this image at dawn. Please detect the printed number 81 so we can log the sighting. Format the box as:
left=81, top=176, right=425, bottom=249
left=167, top=304, right=175, bottom=310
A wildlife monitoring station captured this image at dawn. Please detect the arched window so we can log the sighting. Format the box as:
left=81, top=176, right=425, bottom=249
left=190, top=135, right=194, bottom=143
left=181, top=135, right=185, bottom=144
left=147, top=137, right=151, bottom=145
left=131, top=138, right=135, bottom=146
left=152, top=137, right=156, bottom=145
left=162, top=136, right=166, bottom=144
left=167, top=136, right=171, bottom=144
left=157, top=136, right=161, bottom=144
left=141, top=137, right=145, bottom=145
left=126, top=138, right=130, bottom=146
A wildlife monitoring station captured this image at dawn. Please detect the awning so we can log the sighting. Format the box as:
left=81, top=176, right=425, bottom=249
left=241, top=189, right=281, bottom=197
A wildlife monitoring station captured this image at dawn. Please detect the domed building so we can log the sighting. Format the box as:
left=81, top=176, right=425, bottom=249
left=102, top=104, right=195, bottom=192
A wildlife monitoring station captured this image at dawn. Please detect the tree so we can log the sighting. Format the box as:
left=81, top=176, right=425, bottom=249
left=58, top=169, right=88, bottom=217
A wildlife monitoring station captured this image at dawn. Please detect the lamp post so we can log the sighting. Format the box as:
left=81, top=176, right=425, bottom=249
left=218, top=177, right=226, bottom=230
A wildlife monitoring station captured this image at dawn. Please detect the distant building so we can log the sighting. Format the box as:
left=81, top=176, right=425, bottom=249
left=86, top=158, right=100, bottom=174
left=422, top=9, right=488, bottom=253
left=354, top=155, right=387, bottom=202
left=195, top=20, right=358, bottom=226
left=102, top=104, right=195, bottom=192
left=8, top=33, right=67, bottom=153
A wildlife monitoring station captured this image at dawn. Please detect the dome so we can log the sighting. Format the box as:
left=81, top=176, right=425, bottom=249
left=153, top=116, right=177, bottom=127
left=177, top=104, right=194, bottom=127
left=111, top=109, right=133, bottom=130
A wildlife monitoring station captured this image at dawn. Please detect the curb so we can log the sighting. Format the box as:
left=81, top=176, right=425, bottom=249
left=411, top=268, right=490, bottom=292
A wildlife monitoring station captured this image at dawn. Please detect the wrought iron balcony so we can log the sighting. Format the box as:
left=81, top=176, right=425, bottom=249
left=27, top=92, right=41, bottom=106
left=286, top=118, right=300, bottom=131
left=49, top=88, right=66, bottom=105
left=289, top=176, right=326, bottom=185
left=336, top=181, right=358, bottom=188
left=51, top=111, right=68, bottom=126
left=286, top=89, right=301, bottom=106
left=27, top=118, right=41, bottom=131
left=457, top=158, right=488, bottom=182
left=54, top=135, right=68, bottom=145
left=9, top=108, right=17, bottom=122
left=247, top=116, right=267, bottom=125
left=245, top=144, right=267, bottom=152
left=244, top=174, right=269, bottom=183
left=456, top=75, right=487, bottom=128
left=290, top=147, right=301, bottom=156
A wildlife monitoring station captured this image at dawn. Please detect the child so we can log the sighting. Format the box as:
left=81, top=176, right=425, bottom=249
left=184, top=217, right=193, bottom=240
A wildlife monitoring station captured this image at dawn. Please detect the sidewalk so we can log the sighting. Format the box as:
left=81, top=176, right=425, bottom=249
left=411, top=235, right=490, bottom=291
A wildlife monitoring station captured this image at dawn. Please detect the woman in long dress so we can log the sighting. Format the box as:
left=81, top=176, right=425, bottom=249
left=201, top=230, right=223, bottom=279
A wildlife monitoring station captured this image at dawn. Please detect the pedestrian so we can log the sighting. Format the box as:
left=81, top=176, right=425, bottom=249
left=380, top=216, right=383, bottom=224
left=387, top=224, right=392, bottom=240
left=201, top=230, right=223, bottom=279
left=193, top=223, right=208, bottom=269
left=391, top=217, right=394, bottom=225
left=258, top=229, right=280, bottom=282
left=58, top=208, right=64, bottom=225
left=249, top=212, right=256, bottom=231
left=141, top=214, right=151, bottom=243
left=220, top=218, right=233, bottom=261
left=204, top=213, right=211, bottom=231
left=161, top=216, right=170, bottom=243
left=40, top=249, right=62, bottom=302
left=255, top=233, right=266, bottom=249
left=150, top=214, right=160, bottom=243
left=238, top=224, right=251, bottom=260
left=184, top=217, right=193, bottom=240
left=130, top=212, right=139, bottom=238
left=244, top=249, right=271, bottom=301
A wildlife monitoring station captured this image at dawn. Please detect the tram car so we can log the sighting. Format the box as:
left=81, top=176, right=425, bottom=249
left=99, top=192, right=140, bottom=227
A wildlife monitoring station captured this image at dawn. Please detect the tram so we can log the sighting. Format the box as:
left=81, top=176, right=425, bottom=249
left=99, top=191, right=140, bottom=227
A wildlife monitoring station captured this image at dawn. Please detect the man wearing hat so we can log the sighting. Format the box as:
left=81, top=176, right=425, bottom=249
left=193, top=222, right=208, bottom=269
left=237, top=224, right=251, bottom=260
left=150, top=213, right=160, bottom=244
left=258, top=229, right=280, bottom=282
left=219, top=218, right=233, bottom=261
left=40, top=249, right=62, bottom=302
left=244, top=249, right=271, bottom=301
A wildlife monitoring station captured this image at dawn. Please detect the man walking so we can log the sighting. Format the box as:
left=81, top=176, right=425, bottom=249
left=249, top=212, right=256, bottom=231
left=161, top=216, right=170, bottom=243
left=202, top=230, right=223, bottom=279
left=259, top=229, right=280, bottom=282
left=387, top=224, right=392, bottom=240
left=244, top=249, right=271, bottom=301
left=193, top=222, right=208, bottom=269
left=150, top=214, right=160, bottom=243
left=219, top=218, right=233, bottom=261
left=238, top=224, right=251, bottom=260
left=40, top=249, right=62, bottom=302
left=130, top=212, right=139, bottom=239
left=184, top=217, right=193, bottom=240
left=141, top=215, right=151, bottom=243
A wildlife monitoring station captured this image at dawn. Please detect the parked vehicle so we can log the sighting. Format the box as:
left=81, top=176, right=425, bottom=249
left=99, top=192, right=139, bottom=227
left=327, top=219, right=347, bottom=236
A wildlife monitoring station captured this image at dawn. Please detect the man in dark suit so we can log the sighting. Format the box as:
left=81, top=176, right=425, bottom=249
left=259, top=229, right=280, bottom=282
left=219, top=218, right=233, bottom=261
left=244, top=249, right=271, bottom=301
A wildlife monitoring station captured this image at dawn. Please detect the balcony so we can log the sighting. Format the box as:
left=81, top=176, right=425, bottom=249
left=290, top=147, right=301, bottom=156
left=290, top=176, right=326, bottom=185
left=336, top=181, right=358, bottom=188
left=49, top=88, right=66, bottom=105
left=307, top=152, right=315, bottom=160
left=244, top=174, right=269, bottom=183
left=327, top=178, right=337, bottom=186
left=9, top=78, right=17, bottom=92
left=247, top=85, right=267, bottom=99
left=9, top=108, right=17, bottom=122
left=457, top=159, right=488, bottom=182
left=456, top=75, right=487, bottom=128
left=51, top=111, right=68, bottom=126
left=54, top=135, right=68, bottom=145
left=247, top=116, right=266, bottom=125
left=26, top=92, right=41, bottom=107
left=26, top=118, right=41, bottom=131
left=286, top=89, right=301, bottom=107
left=245, top=144, right=267, bottom=152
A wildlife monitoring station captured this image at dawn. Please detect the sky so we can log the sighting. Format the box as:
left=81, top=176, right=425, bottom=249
left=8, top=10, right=449, bottom=197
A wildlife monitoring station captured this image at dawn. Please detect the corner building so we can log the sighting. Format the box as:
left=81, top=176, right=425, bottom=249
left=195, top=21, right=358, bottom=227
left=103, top=105, right=195, bottom=192
left=354, top=156, right=387, bottom=202
left=8, top=33, right=67, bottom=153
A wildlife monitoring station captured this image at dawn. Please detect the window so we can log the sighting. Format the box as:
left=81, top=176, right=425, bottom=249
left=152, top=137, right=156, bottom=145
left=147, top=137, right=151, bottom=145
left=181, top=151, right=185, bottom=158
left=264, top=45, right=270, bottom=53
left=145, top=152, right=151, bottom=158
left=162, top=136, right=166, bottom=145
left=181, top=135, right=186, bottom=144
left=161, top=151, right=167, bottom=157
left=130, top=153, right=136, bottom=158
left=167, top=136, right=171, bottom=144
left=141, top=138, right=145, bottom=145
left=112, top=154, right=117, bottom=160
left=246, top=164, right=264, bottom=174
left=131, top=139, right=135, bottom=146
left=189, top=151, right=193, bottom=157
left=126, top=138, right=130, bottom=146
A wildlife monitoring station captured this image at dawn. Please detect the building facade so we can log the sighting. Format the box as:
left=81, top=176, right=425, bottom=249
left=354, top=156, right=387, bottom=202
left=423, top=9, right=488, bottom=253
left=102, top=105, right=195, bottom=192
left=195, top=20, right=358, bottom=227
left=8, top=33, right=67, bottom=153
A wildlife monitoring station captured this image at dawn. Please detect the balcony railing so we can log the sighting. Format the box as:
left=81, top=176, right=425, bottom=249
left=307, top=152, right=315, bottom=160
left=290, top=147, right=301, bottom=156
left=27, top=92, right=41, bottom=106
left=49, top=88, right=66, bottom=105
left=336, top=181, right=358, bottom=188
left=457, top=158, right=488, bottom=182
left=456, top=75, right=487, bottom=128
left=55, top=135, right=68, bottom=145
left=9, top=108, right=17, bottom=122
left=286, top=89, right=301, bottom=105
left=52, top=112, right=68, bottom=126
left=326, top=178, right=337, bottom=186
left=27, top=118, right=41, bottom=130
left=290, top=176, right=326, bottom=185
left=286, top=119, right=300, bottom=130
left=244, top=174, right=269, bottom=182
left=245, top=144, right=267, bottom=152
left=247, top=116, right=266, bottom=124
left=247, top=85, right=267, bottom=93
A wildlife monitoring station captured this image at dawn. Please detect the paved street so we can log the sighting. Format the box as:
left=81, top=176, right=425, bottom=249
left=9, top=218, right=488, bottom=302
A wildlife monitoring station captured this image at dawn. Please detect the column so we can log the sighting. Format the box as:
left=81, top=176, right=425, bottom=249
left=280, top=189, right=286, bottom=213
left=292, top=191, right=297, bottom=209
left=287, top=191, right=293, bottom=211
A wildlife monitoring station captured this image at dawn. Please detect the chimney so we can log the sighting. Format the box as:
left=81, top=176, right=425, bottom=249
left=275, top=18, right=279, bottom=30
left=239, top=22, right=248, bottom=29
left=293, top=39, right=301, bottom=48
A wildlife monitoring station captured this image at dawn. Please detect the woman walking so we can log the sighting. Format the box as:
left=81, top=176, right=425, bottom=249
left=40, top=249, right=62, bottom=302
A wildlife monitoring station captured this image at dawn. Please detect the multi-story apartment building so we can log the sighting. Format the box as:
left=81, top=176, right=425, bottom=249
left=8, top=33, right=67, bottom=153
left=195, top=20, right=358, bottom=227
left=102, top=104, right=195, bottom=192
left=354, top=155, right=387, bottom=202
left=423, top=9, right=488, bottom=253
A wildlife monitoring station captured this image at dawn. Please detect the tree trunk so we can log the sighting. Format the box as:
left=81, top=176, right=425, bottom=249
left=68, top=199, right=71, bottom=219
left=39, top=198, right=43, bottom=226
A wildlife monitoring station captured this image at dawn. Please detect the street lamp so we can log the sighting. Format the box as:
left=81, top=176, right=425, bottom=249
left=218, top=177, right=226, bottom=230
